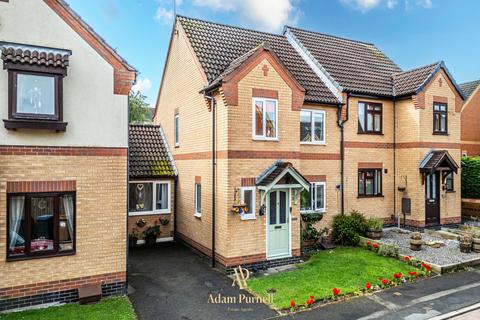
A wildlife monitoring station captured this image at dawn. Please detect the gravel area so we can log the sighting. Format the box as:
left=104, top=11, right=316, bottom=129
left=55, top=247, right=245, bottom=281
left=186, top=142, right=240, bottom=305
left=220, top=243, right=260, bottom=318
left=380, top=228, right=480, bottom=266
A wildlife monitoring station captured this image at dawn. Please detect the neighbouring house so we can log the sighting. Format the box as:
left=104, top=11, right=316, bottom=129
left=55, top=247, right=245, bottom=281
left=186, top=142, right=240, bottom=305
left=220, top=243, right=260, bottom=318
left=153, top=16, right=465, bottom=272
left=460, top=80, right=480, bottom=156
left=128, top=124, right=177, bottom=244
left=0, top=0, right=136, bottom=311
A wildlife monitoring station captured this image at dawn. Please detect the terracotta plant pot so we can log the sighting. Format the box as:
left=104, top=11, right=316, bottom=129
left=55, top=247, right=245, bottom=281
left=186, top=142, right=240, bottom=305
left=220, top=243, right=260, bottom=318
left=473, top=238, right=480, bottom=253
left=366, top=228, right=383, bottom=240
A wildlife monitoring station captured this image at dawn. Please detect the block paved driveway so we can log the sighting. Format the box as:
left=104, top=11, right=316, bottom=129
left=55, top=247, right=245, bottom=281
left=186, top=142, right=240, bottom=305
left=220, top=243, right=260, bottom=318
left=128, top=242, right=480, bottom=320
left=127, top=242, right=276, bottom=320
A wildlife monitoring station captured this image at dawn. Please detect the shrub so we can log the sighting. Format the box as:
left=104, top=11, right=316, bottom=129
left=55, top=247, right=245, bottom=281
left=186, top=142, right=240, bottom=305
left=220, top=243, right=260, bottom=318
left=377, top=243, right=399, bottom=258
left=367, top=217, right=384, bottom=230
left=462, top=157, right=480, bottom=199
left=333, top=210, right=367, bottom=246
left=301, top=211, right=325, bottom=242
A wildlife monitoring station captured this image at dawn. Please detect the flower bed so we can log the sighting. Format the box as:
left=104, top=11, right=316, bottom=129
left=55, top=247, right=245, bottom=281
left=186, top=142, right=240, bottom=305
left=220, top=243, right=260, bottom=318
left=247, top=247, right=423, bottom=310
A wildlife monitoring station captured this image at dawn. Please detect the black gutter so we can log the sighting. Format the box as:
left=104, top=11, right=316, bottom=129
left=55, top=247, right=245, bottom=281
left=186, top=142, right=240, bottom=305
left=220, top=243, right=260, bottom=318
left=203, top=91, right=216, bottom=268
left=173, top=175, right=178, bottom=239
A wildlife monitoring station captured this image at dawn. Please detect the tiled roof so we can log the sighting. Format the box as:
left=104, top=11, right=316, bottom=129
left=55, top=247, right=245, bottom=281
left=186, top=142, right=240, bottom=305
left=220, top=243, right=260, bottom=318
left=286, top=26, right=402, bottom=97
left=177, top=15, right=339, bottom=104
left=392, top=62, right=441, bottom=97
left=256, top=160, right=309, bottom=187
left=460, top=80, right=480, bottom=100
left=129, top=124, right=176, bottom=178
left=1, top=43, right=70, bottom=68
left=419, top=150, right=459, bottom=173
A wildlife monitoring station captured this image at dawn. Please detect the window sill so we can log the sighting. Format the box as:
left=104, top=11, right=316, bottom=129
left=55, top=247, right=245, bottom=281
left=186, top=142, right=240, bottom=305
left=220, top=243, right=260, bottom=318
left=445, top=190, right=456, bottom=193
left=194, top=213, right=202, bottom=219
left=357, top=195, right=384, bottom=198
left=252, top=137, right=279, bottom=142
left=357, top=131, right=383, bottom=135
left=433, top=132, right=449, bottom=136
left=240, top=214, right=256, bottom=220
left=300, top=210, right=326, bottom=214
left=7, top=250, right=75, bottom=262
left=4, top=119, right=68, bottom=132
left=300, top=142, right=326, bottom=146
left=128, top=211, right=171, bottom=216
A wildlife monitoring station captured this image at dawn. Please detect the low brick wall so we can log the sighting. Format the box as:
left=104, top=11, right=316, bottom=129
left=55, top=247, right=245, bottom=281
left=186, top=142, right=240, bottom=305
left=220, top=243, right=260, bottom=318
left=462, top=198, right=480, bottom=219
left=0, top=271, right=126, bottom=311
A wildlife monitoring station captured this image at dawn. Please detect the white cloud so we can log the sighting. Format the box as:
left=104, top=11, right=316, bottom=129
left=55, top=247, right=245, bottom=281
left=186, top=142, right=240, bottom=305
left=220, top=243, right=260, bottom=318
left=155, top=6, right=174, bottom=23
left=191, top=0, right=302, bottom=32
left=340, top=0, right=433, bottom=12
left=132, top=78, right=152, bottom=93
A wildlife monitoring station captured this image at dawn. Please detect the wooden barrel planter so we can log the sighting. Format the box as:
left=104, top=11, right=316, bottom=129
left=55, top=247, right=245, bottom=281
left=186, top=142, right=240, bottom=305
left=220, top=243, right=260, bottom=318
left=410, top=232, right=422, bottom=251
left=460, top=236, right=473, bottom=253
left=473, top=238, right=480, bottom=253
left=366, top=228, right=383, bottom=240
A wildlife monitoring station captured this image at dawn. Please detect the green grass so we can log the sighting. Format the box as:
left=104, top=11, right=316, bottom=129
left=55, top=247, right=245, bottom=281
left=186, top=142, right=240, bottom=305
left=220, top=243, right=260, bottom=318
left=0, top=297, right=136, bottom=320
left=248, top=247, right=418, bottom=309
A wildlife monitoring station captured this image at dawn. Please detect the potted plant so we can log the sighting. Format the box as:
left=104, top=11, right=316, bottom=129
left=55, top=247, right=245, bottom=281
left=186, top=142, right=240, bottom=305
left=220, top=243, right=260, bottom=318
left=129, top=229, right=140, bottom=249
left=301, top=211, right=324, bottom=247
left=464, top=226, right=480, bottom=253
left=143, top=225, right=160, bottom=246
left=410, top=232, right=422, bottom=251
left=460, top=234, right=473, bottom=253
left=365, top=217, right=383, bottom=240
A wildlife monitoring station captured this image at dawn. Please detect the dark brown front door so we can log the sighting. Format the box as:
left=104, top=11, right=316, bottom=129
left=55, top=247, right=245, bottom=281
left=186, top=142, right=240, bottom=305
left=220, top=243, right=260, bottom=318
left=425, top=172, right=440, bottom=225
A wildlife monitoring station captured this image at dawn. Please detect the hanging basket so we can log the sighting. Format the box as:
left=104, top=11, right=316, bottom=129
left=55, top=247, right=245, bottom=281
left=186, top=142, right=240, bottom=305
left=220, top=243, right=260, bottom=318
left=231, top=204, right=248, bottom=215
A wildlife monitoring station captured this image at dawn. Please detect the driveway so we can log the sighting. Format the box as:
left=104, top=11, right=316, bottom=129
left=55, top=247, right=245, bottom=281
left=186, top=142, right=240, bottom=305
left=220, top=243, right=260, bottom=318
left=127, top=242, right=277, bottom=320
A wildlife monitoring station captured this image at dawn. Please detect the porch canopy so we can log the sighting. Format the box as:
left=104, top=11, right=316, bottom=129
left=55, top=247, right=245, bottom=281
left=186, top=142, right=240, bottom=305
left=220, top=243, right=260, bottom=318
left=419, top=150, right=459, bottom=174
left=256, top=160, right=309, bottom=206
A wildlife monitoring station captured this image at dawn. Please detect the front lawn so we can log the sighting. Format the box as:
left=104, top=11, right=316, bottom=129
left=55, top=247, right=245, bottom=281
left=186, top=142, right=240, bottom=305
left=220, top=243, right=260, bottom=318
left=0, top=297, right=136, bottom=320
left=248, top=247, right=418, bottom=309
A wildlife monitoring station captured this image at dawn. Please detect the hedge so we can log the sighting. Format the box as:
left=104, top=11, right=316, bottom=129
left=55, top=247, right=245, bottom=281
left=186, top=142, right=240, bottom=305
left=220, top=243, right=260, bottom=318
left=462, top=157, right=480, bottom=199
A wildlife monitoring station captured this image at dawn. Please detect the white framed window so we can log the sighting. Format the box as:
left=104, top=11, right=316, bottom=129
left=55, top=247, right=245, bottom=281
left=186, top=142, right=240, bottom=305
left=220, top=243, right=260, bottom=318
left=129, top=180, right=171, bottom=216
left=240, top=186, right=256, bottom=220
left=300, top=182, right=326, bottom=213
left=174, top=115, right=180, bottom=147
left=195, top=183, right=202, bottom=217
left=252, top=98, right=278, bottom=140
left=300, top=109, right=326, bottom=144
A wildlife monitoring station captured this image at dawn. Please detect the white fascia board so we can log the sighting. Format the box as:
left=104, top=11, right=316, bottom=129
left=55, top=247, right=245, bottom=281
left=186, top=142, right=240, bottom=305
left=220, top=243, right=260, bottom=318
left=285, top=29, right=343, bottom=103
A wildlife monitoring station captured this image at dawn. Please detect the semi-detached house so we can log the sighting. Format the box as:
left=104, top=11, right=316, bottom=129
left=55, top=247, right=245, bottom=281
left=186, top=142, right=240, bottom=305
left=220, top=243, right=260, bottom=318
left=154, top=16, right=465, bottom=272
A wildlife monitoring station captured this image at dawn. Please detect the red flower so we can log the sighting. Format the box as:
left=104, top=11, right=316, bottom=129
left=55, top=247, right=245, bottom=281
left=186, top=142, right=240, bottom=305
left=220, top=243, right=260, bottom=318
left=306, top=299, right=313, bottom=306
left=381, top=279, right=389, bottom=285
left=373, top=243, right=379, bottom=249
left=332, top=288, right=341, bottom=296
left=365, top=282, right=372, bottom=290
left=404, top=256, right=411, bottom=261
left=367, top=241, right=372, bottom=246
left=393, top=273, right=402, bottom=279
left=310, top=295, right=314, bottom=300
left=290, top=300, right=296, bottom=308
left=408, top=271, right=418, bottom=277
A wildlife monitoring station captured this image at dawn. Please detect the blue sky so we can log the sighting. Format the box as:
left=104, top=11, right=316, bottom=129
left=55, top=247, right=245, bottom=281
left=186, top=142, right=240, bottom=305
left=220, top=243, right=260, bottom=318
left=68, top=0, right=480, bottom=105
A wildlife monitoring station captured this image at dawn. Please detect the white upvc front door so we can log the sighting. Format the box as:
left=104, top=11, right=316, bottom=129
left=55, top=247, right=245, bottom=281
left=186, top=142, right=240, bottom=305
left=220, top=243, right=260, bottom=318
left=266, top=189, right=290, bottom=259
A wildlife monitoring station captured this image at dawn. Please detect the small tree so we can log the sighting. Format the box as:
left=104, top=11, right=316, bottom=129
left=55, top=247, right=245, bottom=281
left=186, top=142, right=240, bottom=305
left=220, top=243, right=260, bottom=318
left=129, top=91, right=152, bottom=124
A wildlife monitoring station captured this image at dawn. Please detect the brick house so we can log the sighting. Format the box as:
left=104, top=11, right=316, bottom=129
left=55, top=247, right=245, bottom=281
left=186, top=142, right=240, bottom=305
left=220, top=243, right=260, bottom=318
left=155, top=16, right=465, bottom=271
left=460, top=80, right=480, bottom=156
left=128, top=124, right=177, bottom=244
left=0, top=0, right=136, bottom=311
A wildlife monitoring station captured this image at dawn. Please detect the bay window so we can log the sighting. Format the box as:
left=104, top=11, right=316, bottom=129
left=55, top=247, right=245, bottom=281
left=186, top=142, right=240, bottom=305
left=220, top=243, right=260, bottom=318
left=129, top=181, right=171, bottom=215
left=253, top=98, right=277, bottom=140
left=300, top=182, right=326, bottom=212
left=300, top=109, right=326, bottom=144
left=7, top=193, right=75, bottom=260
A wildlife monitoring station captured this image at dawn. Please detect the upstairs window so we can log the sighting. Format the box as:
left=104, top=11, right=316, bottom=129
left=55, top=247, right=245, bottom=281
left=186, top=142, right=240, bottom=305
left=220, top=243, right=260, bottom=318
left=174, top=115, right=180, bottom=146
left=358, top=102, right=382, bottom=134
left=300, top=109, right=326, bottom=144
left=433, top=103, right=448, bottom=134
left=358, top=169, right=382, bottom=197
left=2, top=44, right=69, bottom=131
left=300, top=182, right=326, bottom=212
left=253, top=98, right=277, bottom=140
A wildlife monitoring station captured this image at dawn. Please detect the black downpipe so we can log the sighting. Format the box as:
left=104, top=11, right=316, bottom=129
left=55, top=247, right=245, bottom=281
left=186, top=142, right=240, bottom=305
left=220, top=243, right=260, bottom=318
left=337, top=94, right=349, bottom=215
left=174, top=175, right=178, bottom=239
left=125, top=95, right=131, bottom=295
left=204, top=92, right=216, bottom=268
left=393, top=99, right=398, bottom=228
